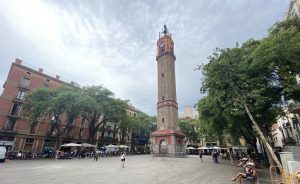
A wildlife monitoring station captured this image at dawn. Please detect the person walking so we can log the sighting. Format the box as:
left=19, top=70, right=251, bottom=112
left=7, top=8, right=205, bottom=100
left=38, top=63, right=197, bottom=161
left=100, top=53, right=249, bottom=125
left=230, top=151, right=235, bottom=166
left=121, top=152, right=126, bottom=168
left=54, top=150, right=59, bottom=161
left=212, top=150, right=219, bottom=164
left=199, top=150, right=203, bottom=162
left=93, top=150, right=99, bottom=161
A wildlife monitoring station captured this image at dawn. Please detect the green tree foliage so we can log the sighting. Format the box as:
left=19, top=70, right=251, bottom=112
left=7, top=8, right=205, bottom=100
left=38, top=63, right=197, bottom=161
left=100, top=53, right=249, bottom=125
left=22, top=88, right=56, bottom=128
left=23, top=85, right=128, bottom=144
left=81, top=86, right=128, bottom=143
left=119, top=112, right=156, bottom=152
left=179, top=118, right=201, bottom=145
left=197, top=17, right=300, bottom=171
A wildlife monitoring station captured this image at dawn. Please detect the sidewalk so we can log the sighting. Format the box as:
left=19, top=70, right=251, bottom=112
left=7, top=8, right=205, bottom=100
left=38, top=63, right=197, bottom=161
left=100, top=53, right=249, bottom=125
left=257, top=168, right=272, bottom=184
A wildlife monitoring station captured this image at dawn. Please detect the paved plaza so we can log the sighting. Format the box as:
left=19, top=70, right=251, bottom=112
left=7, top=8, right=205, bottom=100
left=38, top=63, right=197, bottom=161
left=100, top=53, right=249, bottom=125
left=0, top=155, right=271, bottom=184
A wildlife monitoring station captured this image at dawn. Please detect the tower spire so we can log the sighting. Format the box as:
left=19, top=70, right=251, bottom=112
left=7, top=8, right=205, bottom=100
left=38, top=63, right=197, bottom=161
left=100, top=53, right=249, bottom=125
left=163, top=24, right=168, bottom=35
left=159, top=24, right=171, bottom=38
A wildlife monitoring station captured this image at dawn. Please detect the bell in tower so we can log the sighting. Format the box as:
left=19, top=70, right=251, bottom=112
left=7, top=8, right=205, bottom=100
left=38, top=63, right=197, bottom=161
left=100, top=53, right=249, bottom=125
left=151, top=25, right=185, bottom=157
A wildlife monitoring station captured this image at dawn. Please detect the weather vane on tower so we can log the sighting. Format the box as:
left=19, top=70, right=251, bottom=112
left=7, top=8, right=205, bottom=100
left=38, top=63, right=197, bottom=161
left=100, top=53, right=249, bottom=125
left=159, top=24, right=171, bottom=38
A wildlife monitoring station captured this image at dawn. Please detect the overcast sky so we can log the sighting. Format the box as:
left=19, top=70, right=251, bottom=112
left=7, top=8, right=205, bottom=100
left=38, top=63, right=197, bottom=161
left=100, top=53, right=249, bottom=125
left=0, top=0, right=289, bottom=116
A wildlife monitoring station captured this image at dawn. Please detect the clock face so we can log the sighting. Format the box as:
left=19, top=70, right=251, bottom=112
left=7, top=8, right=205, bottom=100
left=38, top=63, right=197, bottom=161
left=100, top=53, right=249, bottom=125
left=160, top=42, right=165, bottom=48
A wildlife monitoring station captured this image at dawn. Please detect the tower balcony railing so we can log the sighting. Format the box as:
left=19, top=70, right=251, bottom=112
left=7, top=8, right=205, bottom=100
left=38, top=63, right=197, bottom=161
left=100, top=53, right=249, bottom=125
left=156, top=51, right=176, bottom=60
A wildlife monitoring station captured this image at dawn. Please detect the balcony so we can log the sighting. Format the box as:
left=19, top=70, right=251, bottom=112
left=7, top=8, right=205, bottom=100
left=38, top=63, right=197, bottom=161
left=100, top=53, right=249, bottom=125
left=18, top=82, right=30, bottom=90
left=7, top=111, right=20, bottom=118
left=13, top=97, right=24, bottom=103
left=0, top=127, right=17, bottom=134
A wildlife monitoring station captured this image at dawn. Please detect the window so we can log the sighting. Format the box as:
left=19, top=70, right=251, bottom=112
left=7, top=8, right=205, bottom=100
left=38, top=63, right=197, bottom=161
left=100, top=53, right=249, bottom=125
left=161, top=73, right=164, bottom=77
left=79, top=129, right=83, bottom=138
left=11, top=103, right=20, bottom=115
left=26, top=138, right=34, bottom=143
left=162, top=96, right=164, bottom=100
left=6, top=118, right=16, bottom=130
left=66, top=128, right=72, bottom=137
left=16, top=90, right=26, bottom=100
left=21, top=77, right=30, bottom=88
left=30, top=123, right=37, bottom=134
left=46, top=79, right=50, bottom=82
left=80, top=118, right=85, bottom=127
left=26, top=71, right=31, bottom=75
left=162, top=118, right=164, bottom=123
left=44, top=84, right=49, bottom=89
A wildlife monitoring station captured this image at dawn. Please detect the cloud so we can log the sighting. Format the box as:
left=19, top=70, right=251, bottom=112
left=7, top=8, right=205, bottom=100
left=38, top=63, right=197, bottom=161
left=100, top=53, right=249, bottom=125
left=0, top=0, right=290, bottom=115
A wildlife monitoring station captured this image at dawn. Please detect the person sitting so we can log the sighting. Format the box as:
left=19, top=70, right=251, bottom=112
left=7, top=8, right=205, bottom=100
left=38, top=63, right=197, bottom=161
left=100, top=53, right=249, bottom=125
left=231, top=162, right=257, bottom=182
left=237, top=157, right=249, bottom=167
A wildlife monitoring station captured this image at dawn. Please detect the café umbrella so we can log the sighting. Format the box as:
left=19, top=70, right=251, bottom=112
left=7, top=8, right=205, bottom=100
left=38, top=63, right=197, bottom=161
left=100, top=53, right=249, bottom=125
left=186, top=146, right=196, bottom=150
left=198, top=146, right=211, bottom=149
left=61, top=143, right=82, bottom=147
left=81, top=143, right=96, bottom=148
left=119, top=145, right=129, bottom=148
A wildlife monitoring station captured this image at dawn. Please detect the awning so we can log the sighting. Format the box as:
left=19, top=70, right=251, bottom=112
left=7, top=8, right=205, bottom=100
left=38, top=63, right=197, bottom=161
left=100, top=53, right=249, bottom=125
left=81, top=143, right=96, bottom=148
left=61, top=143, right=81, bottom=147
left=198, top=146, right=212, bottom=149
left=119, top=145, right=129, bottom=148
left=105, top=144, right=119, bottom=148
left=186, top=146, right=196, bottom=150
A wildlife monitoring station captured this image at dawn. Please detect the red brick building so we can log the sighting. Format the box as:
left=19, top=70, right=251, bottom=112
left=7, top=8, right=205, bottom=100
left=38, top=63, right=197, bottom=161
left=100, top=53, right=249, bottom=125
left=0, top=59, right=92, bottom=154
left=0, top=59, right=149, bottom=156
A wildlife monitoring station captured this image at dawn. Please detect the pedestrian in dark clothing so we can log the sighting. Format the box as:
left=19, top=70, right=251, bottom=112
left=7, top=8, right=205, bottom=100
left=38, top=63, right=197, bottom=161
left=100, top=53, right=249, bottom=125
left=199, top=150, right=203, bottom=162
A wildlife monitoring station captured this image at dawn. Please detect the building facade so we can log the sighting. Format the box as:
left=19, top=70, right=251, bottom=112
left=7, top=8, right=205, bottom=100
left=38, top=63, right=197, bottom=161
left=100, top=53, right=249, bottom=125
left=286, top=0, right=300, bottom=19
left=0, top=59, right=142, bottom=155
left=0, top=59, right=70, bottom=154
left=270, top=0, right=300, bottom=149
left=179, top=106, right=199, bottom=120
left=151, top=25, right=185, bottom=157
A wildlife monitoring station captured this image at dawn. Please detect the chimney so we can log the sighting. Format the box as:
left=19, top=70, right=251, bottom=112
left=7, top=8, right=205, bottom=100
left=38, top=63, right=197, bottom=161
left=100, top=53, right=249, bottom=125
left=56, top=75, right=60, bottom=80
left=15, top=58, right=22, bottom=65
left=38, top=68, right=43, bottom=73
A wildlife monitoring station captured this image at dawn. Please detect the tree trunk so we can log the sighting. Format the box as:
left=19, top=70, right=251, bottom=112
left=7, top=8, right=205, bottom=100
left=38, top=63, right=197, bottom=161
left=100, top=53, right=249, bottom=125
left=244, top=104, right=283, bottom=172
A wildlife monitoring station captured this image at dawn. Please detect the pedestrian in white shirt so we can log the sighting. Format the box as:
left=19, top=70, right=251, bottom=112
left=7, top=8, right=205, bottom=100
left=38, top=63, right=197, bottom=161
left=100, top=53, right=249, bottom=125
left=121, top=152, right=126, bottom=168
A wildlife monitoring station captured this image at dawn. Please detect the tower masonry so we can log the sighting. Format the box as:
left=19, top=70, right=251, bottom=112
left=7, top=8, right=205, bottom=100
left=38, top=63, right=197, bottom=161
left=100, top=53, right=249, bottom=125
left=151, top=25, right=185, bottom=157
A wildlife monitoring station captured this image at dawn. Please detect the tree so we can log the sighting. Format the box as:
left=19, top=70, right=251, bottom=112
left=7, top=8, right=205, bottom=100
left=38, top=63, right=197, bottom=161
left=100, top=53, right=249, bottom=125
left=119, top=112, right=156, bottom=153
left=22, top=88, right=55, bottom=131
left=197, top=17, right=300, bottom=172
left=197, top=96, right=259, bottom=154
left=23, top=85, right=129, bottom=146
left=81, top=85, right=128, bottom=143
left=179, top=118, right=201, bottom=145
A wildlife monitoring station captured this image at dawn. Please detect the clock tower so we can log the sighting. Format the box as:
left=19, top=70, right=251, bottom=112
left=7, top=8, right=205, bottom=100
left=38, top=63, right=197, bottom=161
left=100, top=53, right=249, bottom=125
left=151, top=25, right=185, bottom=157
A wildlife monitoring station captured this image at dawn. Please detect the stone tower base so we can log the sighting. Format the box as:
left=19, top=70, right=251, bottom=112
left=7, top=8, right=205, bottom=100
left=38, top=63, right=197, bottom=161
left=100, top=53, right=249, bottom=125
left=151, top=130, right=185, bottom=158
